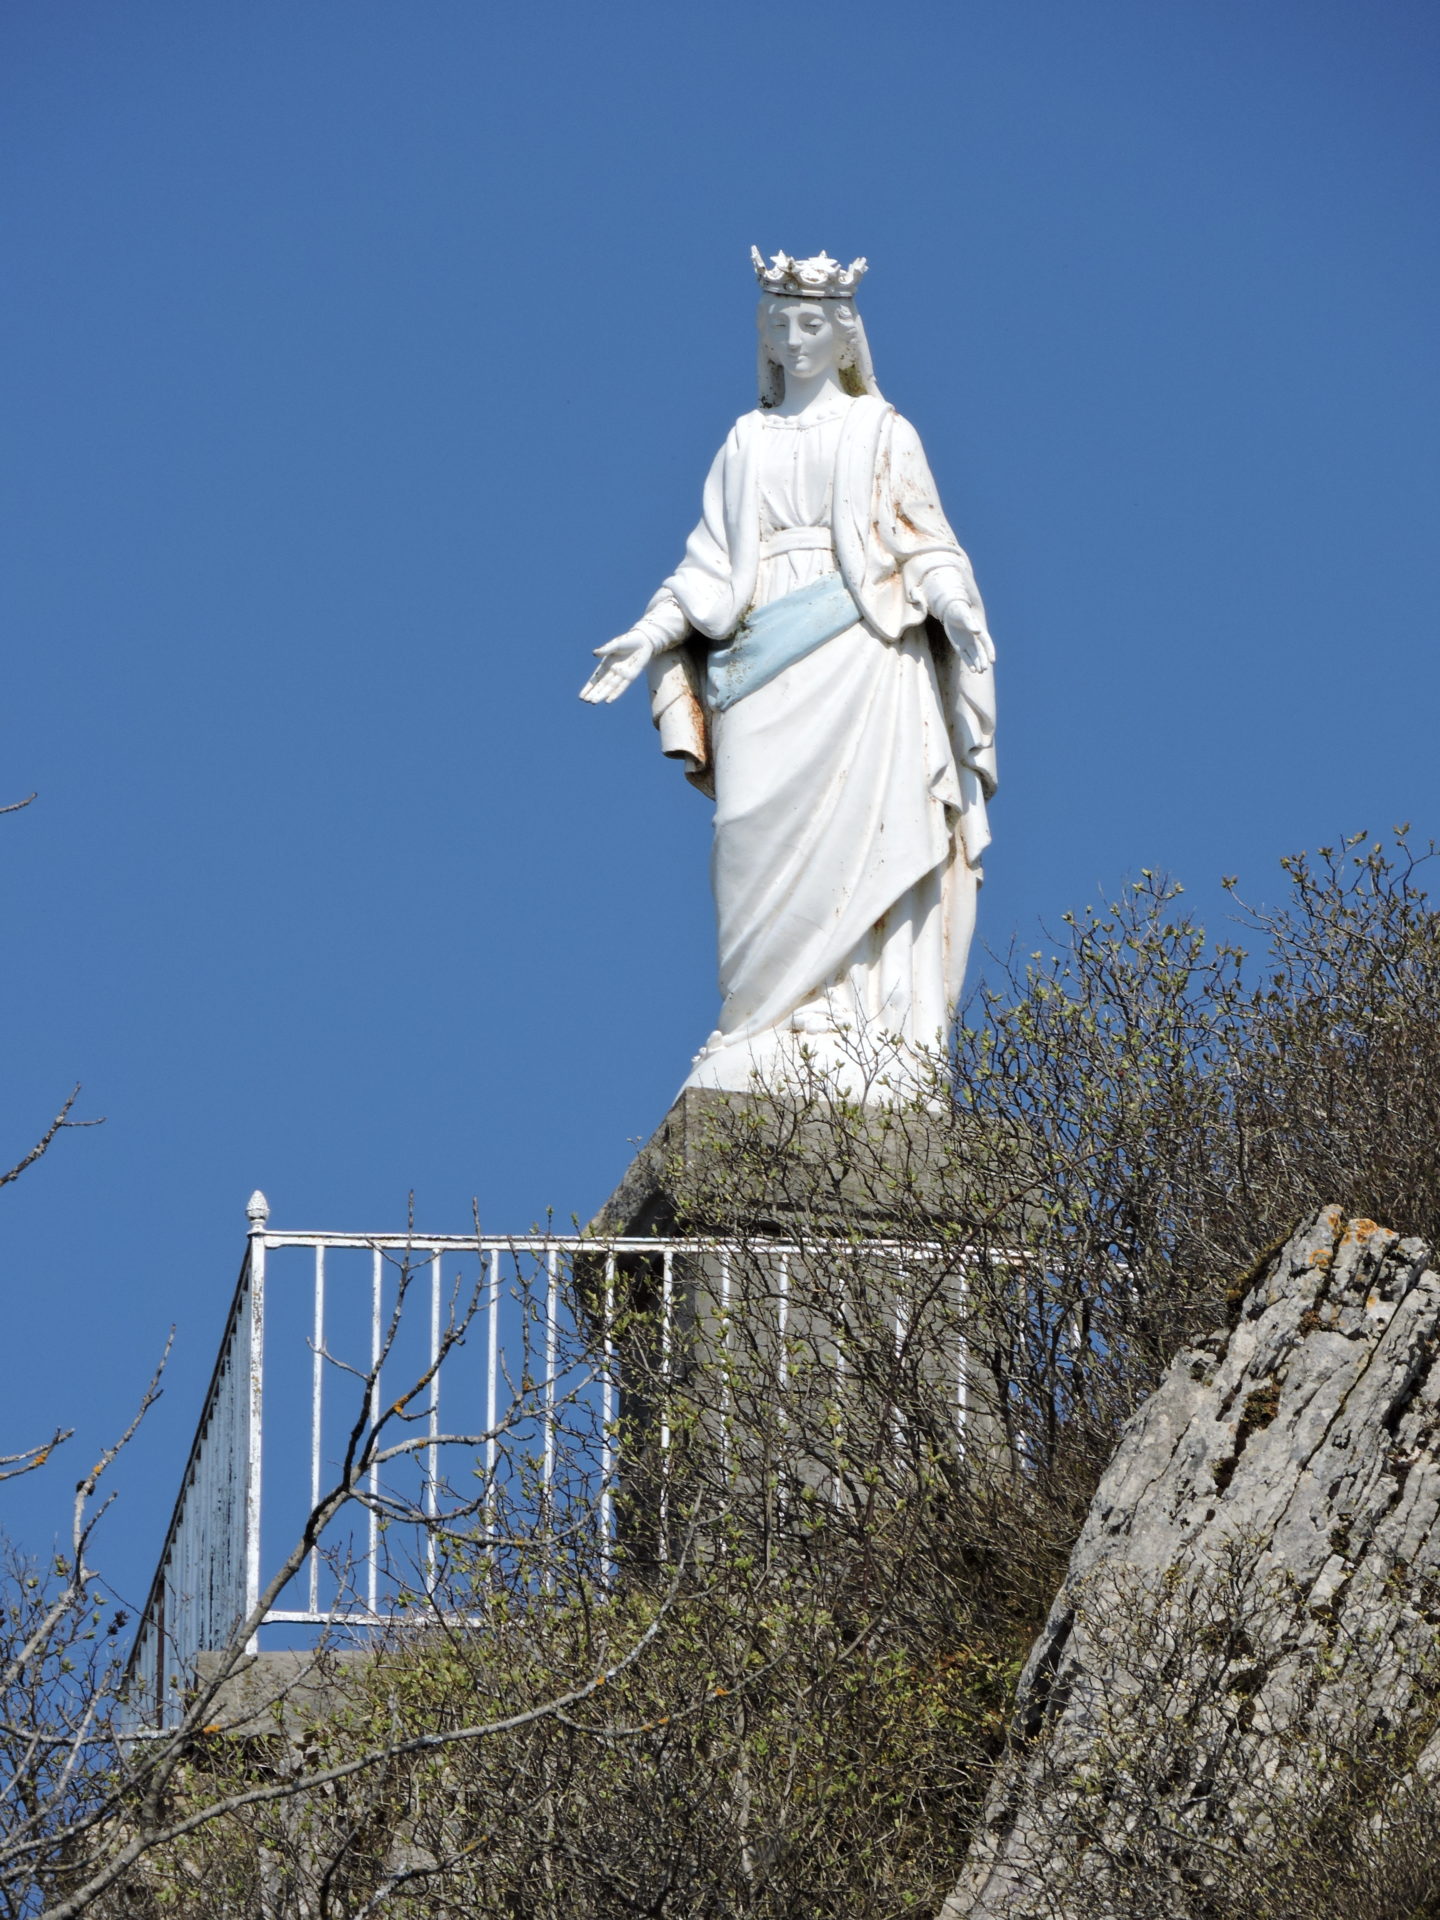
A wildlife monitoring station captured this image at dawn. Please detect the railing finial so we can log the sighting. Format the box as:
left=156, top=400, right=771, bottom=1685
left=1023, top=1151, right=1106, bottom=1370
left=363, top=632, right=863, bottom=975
left=246, top=1190, right=270, bottom=1232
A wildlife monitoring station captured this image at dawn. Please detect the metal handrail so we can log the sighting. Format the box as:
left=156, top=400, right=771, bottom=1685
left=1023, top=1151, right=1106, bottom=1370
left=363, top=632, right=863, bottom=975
left=126, top=1195, right=966, bottom=1726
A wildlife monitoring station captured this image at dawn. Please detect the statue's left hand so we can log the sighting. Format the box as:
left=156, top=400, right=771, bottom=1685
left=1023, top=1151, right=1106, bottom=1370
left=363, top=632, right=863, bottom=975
left=580, top=628, right=657, bottom=705
left=941, top=605, right=995, bottom=677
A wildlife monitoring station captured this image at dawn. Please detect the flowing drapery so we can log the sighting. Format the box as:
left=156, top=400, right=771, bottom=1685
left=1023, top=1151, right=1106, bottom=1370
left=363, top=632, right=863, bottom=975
left=644, top=396, right=996, bottom=1097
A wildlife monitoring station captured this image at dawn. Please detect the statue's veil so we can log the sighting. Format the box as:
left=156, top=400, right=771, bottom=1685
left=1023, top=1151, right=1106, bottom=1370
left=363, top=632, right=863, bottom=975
left=756, top=299, right=884, bottom=409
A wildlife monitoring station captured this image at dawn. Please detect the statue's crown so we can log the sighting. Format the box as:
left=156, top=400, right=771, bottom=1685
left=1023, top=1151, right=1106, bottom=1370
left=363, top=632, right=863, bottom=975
left=751, top=246, right=868, bottom=301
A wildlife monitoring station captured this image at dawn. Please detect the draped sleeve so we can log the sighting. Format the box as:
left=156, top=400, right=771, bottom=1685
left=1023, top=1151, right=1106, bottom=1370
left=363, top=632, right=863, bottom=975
left=661, top=413, right=762, bottom=641
left=642, top=412, right=764, bottom=798
left=834, top=401, right=997, bottom=866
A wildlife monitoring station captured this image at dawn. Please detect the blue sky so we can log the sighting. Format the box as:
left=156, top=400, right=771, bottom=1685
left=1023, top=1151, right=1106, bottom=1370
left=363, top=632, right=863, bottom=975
left=4, top=1, right=1438, bottom=1600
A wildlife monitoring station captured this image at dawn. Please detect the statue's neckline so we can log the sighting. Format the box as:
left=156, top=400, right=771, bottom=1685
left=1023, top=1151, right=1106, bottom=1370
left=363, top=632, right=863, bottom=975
left=761, top=402, right=852, bottom=431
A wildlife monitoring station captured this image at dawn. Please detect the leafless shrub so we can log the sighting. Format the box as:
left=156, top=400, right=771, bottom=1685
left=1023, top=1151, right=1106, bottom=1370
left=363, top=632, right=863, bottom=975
left=11, top=830, right=1440, bottom=1915
left=91, top=1226, right=1022, bottom=1918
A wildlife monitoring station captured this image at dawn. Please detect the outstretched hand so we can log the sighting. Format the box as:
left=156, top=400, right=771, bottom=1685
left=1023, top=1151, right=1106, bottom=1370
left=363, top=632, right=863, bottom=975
left=941, top=605, right=995, bottom=677
left=580, top=628, right=656, bottom=704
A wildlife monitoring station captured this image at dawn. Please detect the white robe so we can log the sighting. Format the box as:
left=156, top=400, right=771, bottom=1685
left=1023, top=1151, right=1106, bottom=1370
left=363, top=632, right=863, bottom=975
left=644, top=394, right=996, bottom=1101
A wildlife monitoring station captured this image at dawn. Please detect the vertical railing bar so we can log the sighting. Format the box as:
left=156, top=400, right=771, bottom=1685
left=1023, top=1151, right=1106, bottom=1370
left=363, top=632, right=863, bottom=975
left=309, top=1245, right=326, bottom=1617
left=187, top=1447, right=200, bottom=1692
left=776, top=1250, right=792, bottom=1512
left=956, top=1256, right=967, bottom=1439
left=777, top=1251, right=790, bottom=1391
left=199, top=1433, right=208, bottom=1655
left=832, top=1285, right=846, bottom=1510
left=719, top=1245, right=732, bottom=1478
left=194, top=1392, right=207, bottom=1673
left=153, top=1584, right=165, bottom=1727
left=244, top=1222, right=267, bottom=1654
left=426, top=1249, right=441, bottom=1592
left=600, top=1251, right=617, bottom=1575
left=178, top=1463, right=192, bottom=1719
left=485, top=1247, right=500, bottom=1545
left=368, top=1245, right=382, bottom=1617
left=543, top=1246, right=558, bottom=1500
left=231, top=1309, right=243, bottom=1637
left=542, top=1248, right=559, bottom=1592
left=659, top=1247, right=674, bottom=1560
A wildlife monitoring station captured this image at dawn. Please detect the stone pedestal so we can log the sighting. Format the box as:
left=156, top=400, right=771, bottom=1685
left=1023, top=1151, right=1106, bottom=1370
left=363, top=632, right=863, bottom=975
left=589, top=1087, right=993, bottom=1238
left=588, top=1090, right=1014, bottom=1498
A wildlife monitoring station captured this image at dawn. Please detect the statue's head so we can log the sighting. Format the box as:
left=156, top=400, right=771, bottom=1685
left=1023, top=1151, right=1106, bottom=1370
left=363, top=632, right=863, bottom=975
left=751, top=248, right=880, bottom=408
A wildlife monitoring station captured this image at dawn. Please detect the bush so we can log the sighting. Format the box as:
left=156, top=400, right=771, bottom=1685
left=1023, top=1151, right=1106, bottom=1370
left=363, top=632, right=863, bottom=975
left=60, top=831, right=1440, bottom=1916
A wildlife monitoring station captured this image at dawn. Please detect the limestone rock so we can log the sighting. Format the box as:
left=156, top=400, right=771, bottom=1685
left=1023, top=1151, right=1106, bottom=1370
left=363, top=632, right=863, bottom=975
left=942, top=1207, right=1440, bottom=1918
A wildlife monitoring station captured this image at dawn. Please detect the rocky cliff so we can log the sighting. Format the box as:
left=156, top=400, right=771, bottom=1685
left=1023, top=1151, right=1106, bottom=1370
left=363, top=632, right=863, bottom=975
left=944, top=1207, right=1440, bottom=1917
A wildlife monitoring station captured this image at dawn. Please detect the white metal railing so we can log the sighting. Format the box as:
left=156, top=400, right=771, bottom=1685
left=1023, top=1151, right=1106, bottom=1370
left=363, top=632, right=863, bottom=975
left=127, top=1195, right=969, bottom=1726
left=124, top=1215, right=260, bottom=1730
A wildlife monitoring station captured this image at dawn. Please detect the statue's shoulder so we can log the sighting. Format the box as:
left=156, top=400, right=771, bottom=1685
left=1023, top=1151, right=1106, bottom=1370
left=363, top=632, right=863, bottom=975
left=874, top=407, right=936, bottom=473
left=709, top=410, right=765, bottom=459
left=840, top=394, right=899, bottom=439
left=877, top=402, right=921, bottom=443
left=834, top=395, right=899, bottom=472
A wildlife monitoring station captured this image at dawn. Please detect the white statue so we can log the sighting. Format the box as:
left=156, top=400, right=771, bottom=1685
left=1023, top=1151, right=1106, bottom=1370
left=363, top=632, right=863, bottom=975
left=582, top=249, right=997, bottom=1102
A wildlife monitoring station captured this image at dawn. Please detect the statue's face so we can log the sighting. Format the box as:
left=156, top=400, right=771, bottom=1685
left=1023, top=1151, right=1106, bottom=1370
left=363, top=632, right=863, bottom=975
left=761, top=298, right=844, bottom=383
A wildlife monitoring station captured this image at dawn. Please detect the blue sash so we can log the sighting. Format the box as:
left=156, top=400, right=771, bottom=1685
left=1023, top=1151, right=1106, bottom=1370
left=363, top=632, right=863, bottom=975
left=705, top=572, right=858, bottom=713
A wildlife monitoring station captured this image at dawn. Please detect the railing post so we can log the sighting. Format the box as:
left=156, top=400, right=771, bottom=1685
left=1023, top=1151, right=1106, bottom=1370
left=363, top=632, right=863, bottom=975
left=243, top=1190, right=269, bottom=1652
left=659, top=1247, right=674, bottom=1560
left=600, top=1251, right=617, bottom=1575
left=485, top=1247, right=500, bottom=1547
left=310, top=1244, right=326, bottom=1617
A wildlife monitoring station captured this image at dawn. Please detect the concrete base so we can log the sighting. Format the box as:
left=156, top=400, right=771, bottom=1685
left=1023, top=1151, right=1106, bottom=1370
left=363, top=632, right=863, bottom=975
left=589, top=1087, right=991, bottom=1239
left=191, top=1648, right=368, bottom=1737
left=588, top=1089, right=1015, bottom=1473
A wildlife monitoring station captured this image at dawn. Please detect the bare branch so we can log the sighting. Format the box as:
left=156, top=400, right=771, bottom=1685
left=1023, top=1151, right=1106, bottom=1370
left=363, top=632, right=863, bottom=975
left=0, top=1431, right=70, bottom=1484
left=0, top=1086, right=104, bottom=1193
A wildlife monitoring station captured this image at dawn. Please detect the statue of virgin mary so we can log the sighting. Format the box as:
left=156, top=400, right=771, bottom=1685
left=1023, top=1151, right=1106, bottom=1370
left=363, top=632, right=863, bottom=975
left=582, top=249, right=997, bottom=1103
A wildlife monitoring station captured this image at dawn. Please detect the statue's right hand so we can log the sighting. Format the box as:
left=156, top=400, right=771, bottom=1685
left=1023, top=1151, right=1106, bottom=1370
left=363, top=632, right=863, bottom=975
left=580, top=628, right=656, bottom=705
